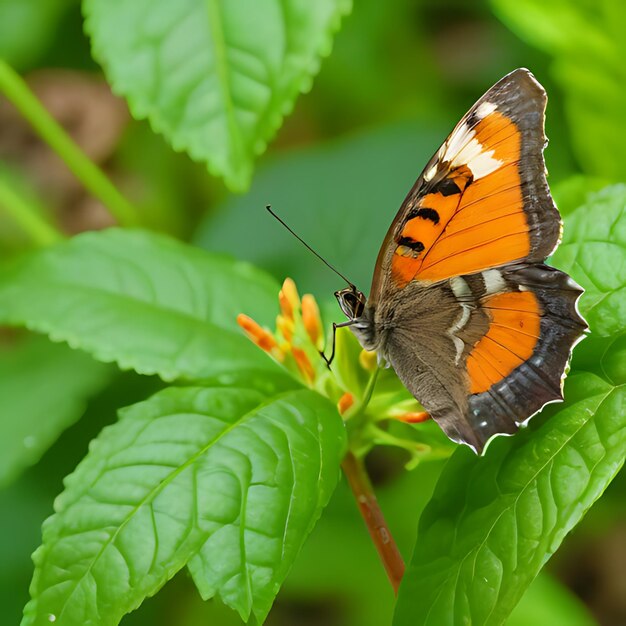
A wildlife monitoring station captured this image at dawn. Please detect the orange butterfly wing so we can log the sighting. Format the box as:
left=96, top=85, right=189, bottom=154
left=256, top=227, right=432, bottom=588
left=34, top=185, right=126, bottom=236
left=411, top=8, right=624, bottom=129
left=465, top=290, right=541, bottom=395
left=370, top=68, right=561, bottom=302
left=362, top=69, right=586, bottom=452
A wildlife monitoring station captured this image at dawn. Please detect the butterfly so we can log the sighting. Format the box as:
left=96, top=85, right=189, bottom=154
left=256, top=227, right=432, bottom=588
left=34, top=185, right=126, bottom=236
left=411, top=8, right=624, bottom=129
left=334, top=68, right=587, bottom=454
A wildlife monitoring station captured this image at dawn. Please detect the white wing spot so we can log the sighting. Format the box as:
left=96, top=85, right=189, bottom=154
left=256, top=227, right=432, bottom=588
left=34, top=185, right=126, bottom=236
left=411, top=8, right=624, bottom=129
left=450, top=276, right=471, bottom=300
left=482, top=269, right=507, bottom=295
left=453, top=141, right=502, bottom=179
left=443, top=123, right=474, bottom=163
left=441, top=106, right=503, bottom=180
left=424, top=163, right=438, bottom=182
left=476, top=101, right=497, bottom=119
left=429, top=101, right=503, bottom=189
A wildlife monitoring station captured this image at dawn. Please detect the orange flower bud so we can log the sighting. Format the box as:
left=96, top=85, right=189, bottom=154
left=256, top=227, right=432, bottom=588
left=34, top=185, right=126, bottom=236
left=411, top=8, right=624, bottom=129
left=337, top=392, right=354, bottom=415
left=279, top=278, right=300, bottom=320
left=237, top=314, right=278, bottom=353
left=276, top=315, right=294, bottom=343
left=291, top=346, right=315, bottom=384
left=396, top=411, right=431, bottom=424
left=302, top=294, right=323, bottom=348
left=278, top=291, right=292, bottom=320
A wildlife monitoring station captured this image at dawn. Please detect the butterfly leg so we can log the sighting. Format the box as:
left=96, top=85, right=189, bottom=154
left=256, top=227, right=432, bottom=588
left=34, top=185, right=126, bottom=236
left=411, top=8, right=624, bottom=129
left=321, top=320, right=358, bottom=368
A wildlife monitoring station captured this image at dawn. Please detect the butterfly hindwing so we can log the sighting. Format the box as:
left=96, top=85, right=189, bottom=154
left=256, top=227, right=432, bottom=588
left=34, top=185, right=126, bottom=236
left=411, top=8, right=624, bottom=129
left=384, top=264, right=586, bottom=453
left=465, top=265, right=586, bottom=448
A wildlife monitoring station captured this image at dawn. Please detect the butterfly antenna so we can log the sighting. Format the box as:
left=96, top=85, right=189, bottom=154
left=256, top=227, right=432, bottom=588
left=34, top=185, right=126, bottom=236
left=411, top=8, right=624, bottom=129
left=266, top=205, right=356, bottom=288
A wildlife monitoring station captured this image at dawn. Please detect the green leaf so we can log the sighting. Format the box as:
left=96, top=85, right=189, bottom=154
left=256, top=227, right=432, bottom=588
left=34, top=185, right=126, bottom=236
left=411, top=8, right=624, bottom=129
left=600, top=333, right=626, bottom=386
left=22, top=385, right=346, bottom=626
left=491, top=0, right=626, bottom=181
left=0, top=228, right=282, bottom=382
left=0, top=332, right=110, bottom=488
left=393, top=371, right=625, bottom=626
left=552, top=175, right=609, bottom=217
left=83, top=0, right=352, bottom=192
left=200, top=366, right=302, bottom=397
left=552, top=184, right=626, bottom=337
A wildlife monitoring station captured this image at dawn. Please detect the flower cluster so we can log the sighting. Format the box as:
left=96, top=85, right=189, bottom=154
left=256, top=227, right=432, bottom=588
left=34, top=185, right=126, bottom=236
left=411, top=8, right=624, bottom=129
left=237, top=278, right=328, bottom=388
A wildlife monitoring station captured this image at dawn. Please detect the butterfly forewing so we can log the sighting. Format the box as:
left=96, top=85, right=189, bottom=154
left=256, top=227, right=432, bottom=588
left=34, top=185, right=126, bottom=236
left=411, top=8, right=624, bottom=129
left=370, top=68, right=561, bottom=304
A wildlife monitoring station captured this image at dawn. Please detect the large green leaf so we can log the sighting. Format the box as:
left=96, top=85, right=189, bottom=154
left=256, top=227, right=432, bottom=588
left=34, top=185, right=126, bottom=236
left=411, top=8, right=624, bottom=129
left=394, top=372, right=625, bottom=626
left=0, top=333, right=110, bottom=488
left=491, top=0, right=626, bottom=181
left=22, top=385, right=346, bottom=625
left=83, top=0, right=352, bottom=192
left=0, top=228, right=282, bottom=382
left=552, top=175, right=609, bottom=217
left=551, top=184, right=626, bottom=337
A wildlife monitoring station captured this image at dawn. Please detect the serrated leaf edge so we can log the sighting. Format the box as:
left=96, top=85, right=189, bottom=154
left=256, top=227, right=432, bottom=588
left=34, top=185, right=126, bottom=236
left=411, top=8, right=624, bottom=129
left=82, top=0, right=354, bottom=191
left=25, top=386, right=326, bottom=625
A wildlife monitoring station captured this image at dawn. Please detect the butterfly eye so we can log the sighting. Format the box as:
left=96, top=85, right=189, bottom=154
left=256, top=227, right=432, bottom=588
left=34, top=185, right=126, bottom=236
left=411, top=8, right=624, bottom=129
left=351, top=292, right=367, bottom=317
left=335, top=288, right=366, bottom=319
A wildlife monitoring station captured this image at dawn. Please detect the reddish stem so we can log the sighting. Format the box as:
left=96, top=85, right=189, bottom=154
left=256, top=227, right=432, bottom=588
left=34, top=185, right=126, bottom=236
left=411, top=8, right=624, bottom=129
left=341, top=451, right=406, bottom=593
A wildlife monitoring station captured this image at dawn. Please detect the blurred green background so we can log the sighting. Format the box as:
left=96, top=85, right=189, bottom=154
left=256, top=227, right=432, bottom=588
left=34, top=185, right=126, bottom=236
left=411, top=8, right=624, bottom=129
left=0, top=0, right=624, bottom=624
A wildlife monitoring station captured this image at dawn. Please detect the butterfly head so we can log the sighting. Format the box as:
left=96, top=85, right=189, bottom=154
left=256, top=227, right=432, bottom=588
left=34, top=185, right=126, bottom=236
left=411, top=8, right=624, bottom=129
left=335, top=286, right=367, bottom=321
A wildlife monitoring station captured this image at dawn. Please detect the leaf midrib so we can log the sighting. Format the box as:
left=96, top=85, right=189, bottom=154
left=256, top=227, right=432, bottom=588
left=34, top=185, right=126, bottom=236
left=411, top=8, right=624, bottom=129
left=205, top=0, right=245, bottom=169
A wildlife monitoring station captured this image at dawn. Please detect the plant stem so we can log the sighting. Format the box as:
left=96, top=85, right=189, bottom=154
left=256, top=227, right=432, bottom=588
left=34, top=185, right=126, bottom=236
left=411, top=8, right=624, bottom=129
left=0, top=60, right=140, bottom=227
left=0, top=177, right=63, bottom=246
left=341, top=450, right=405, bottom=593
left=361, top=366, right=380, bottom=409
